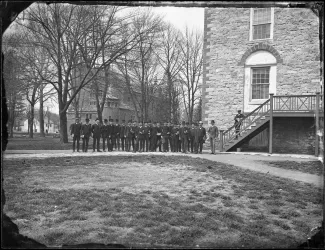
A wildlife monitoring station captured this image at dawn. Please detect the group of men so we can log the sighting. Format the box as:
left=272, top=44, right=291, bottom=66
left=70, top=118, right=220, bottom=154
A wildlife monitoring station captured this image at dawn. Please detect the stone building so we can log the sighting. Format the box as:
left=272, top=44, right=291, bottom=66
left=202, top=7, right=322, bottom=155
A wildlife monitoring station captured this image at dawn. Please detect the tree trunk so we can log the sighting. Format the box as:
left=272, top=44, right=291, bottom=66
left=59, top=110, right=68, bottom=143
left=97, top=108, right=103, bottom=124
left=29, top=105, right=34, bottom=138
left=39, top=84, right=45, bottom=137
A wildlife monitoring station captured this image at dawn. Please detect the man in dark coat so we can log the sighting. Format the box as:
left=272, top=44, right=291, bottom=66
left=192, top=123, right=200, bottom=153
left=147, top=120, right=152, bottom=150
left=125, top=121, right=132, bottom=152
left=114, top=119, right=120, bottom=151
left=143, top=122, right=150, bottom=152
left=138, top=122, right=145, bottom=152
left=178, top=123, right=182, bottom=152
left=189, top=123, right=195, bottom=153
left=167, top=122, right=173, bottom=152
left=198, top=121, right=207, bottom=154
left=120, top=120, right=126, bottom=151
left=179, top=121, right=189, bottom=153
left=150, top=122, right=158, bottom=152
left=101, top=119, right=109, bottom=152
left=234, top=110, right=244, bottom=139
left=108, top=119, right=114, bottom=151
left=186, top=122, right=191, bottom=152
left=156, top=122, right=162, bottom=152
left=91, top=118, right=101, bottom=152
left=70, top=118, right=82, bottom=152
left=81, top=118, right=92, bottom=152
left=162, top=122, right=169, bottom=152
left=170, top=123, right=178, bottom=152
left=131, top=121, right=138, bottom=152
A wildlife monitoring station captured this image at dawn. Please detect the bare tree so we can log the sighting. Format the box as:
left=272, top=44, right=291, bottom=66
left=116, top=8, right=164, bottom=122
left=178, top=27, right=203, bottom=124
left=156, top=23, right=183, bottom=123
left=16, top=3, right=150, bottom=142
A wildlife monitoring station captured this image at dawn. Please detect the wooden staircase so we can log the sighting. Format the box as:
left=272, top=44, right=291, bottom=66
left=220, top=93, right=323, bottom=153
left=220, top=99, right=271, bottom=152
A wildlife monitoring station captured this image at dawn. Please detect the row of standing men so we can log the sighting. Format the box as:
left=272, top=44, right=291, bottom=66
left=70, top=118, right=208, bottom=154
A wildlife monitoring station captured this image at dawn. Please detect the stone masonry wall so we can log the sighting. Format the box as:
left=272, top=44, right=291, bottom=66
left=202, top=7, right=320, bottom=130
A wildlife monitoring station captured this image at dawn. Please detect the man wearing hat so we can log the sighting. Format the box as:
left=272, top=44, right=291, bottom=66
left=125, top=120, right=133, bottom=152
left=156, top=122, right=163, bottom=152
left=150, top=122, right=158, bottom=152
left=108, top=119, right=114, bottom=151
left=114, top=119, right=120, bottom=151
left=198, top=121, right=206, bottom=154
left=144, top=121, right=150, bottom=152
left=234, top=110, right=244, bottom=139
left=70, top=117, right=82, bottom=152
left=120, top=120, right=126, bottom=151
left=208, top=120, right=219, bottom=154
left=178, top=123, right=182, bottom=152
left=161, top=122, right=169, bottom=152
left=189, top=123, right=196, bottom=153
left=91, top=118, right=102, bottom=152
left=192, top=122, right=200, bottom=153
left=179, top=121, right=189, bottom=153
left=81, top=118, right=92, bottom=152
left=138, top=122, right=145, bottom=152
left=101, top=119, right=109, bottom=152
left=170, top=123, right=178, bottom=152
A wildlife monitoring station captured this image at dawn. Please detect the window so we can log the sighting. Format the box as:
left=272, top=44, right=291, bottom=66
left=251, top=67, right=270, bottom=99
left=250, top=8, right=273, bottom=40
left=244, top=51, right=277, bottom=112
left=90, top=101, right=96, bottom=106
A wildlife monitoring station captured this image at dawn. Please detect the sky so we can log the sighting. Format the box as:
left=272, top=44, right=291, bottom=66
left=151, top=7, right=204, bottom=32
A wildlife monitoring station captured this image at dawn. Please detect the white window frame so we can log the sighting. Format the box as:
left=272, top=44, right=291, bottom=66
left=249, top=8, right=274, bottom=41
left=250, top=67, right=271, bottom=100
left=244, top=51, right=277, bottom=113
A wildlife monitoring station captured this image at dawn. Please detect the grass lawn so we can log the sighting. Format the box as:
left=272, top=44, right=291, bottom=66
left=3, top=155, right=323, bottom=248
left=6, top=135, right=107, bottom=151
left=7, top=135, right=72, bottom=150
left=262, top=161, right=324, bottom=176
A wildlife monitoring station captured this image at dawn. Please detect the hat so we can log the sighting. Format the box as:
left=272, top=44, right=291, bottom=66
left=85, top=118, right=89, bottom=121
left=109, top=119, right=113, bottom=122
left=211, top=120, right=215, bottom=123
left=238, top=110, right=241, bottom=112
left=95, top=118, right=99, bottom=121
left=104, top=119, right=108, bottom=122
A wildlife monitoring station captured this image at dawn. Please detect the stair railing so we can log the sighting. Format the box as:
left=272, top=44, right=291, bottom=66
left=221, top=99, right=271, bottom=151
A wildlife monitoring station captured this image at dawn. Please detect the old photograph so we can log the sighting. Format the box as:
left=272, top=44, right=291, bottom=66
left=1, top=1, right=324, bottom=248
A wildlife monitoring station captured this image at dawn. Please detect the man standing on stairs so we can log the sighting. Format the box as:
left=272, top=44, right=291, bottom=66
left=234, top=110, right=244, bottom=139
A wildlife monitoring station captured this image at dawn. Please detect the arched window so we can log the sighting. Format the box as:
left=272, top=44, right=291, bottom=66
left=244, top=50, right=277, bottom=112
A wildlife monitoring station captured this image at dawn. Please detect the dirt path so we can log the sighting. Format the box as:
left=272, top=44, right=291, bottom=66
left=3, top=150, right=324, bottom=188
